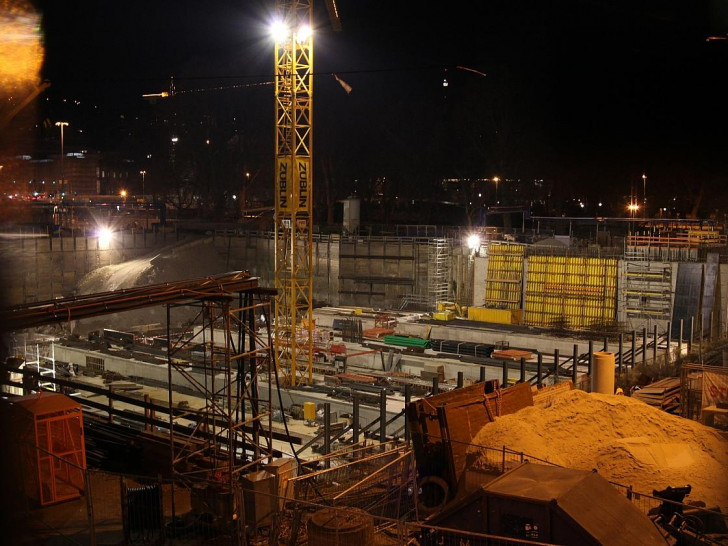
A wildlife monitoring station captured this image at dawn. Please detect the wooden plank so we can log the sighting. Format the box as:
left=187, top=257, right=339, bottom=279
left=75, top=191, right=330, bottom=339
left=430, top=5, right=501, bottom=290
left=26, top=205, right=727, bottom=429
left=491, top=349, right=533, bottom=361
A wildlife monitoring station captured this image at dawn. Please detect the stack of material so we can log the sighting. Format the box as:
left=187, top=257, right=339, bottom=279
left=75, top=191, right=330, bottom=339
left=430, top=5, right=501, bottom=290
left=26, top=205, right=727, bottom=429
left=362, top=327, right=394, bottom=340
left=491, top=348, right=533, bottom=361
left=631, top=377, right=681, bottom=413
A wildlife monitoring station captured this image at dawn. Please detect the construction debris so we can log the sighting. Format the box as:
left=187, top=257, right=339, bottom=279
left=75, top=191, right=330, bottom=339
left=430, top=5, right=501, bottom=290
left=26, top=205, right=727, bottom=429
left=631, top=377, right=681, bottom=414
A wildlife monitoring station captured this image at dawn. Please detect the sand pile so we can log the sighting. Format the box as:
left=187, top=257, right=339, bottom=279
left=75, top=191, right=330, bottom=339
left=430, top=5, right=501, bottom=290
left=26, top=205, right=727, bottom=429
left=468, top=389, right=728, bottom=511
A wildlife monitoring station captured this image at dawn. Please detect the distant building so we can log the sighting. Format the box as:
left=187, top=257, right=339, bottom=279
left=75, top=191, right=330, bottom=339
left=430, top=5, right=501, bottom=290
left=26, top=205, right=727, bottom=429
left=0, top=152, right=100, bottom=198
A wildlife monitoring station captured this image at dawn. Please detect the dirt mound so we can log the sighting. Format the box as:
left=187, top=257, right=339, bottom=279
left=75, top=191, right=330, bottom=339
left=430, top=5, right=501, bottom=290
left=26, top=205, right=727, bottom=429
left=468, top=389, right=728, bottom=511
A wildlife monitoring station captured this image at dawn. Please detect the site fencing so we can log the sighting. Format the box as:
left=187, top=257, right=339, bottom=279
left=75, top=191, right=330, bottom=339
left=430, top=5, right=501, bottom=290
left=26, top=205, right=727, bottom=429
left=9, top=434, right=728, bottom=546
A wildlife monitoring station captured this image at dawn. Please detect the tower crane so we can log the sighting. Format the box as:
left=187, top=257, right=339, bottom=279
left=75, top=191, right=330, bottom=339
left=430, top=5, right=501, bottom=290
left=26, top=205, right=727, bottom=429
left=273, top=1, right=341, bottom=386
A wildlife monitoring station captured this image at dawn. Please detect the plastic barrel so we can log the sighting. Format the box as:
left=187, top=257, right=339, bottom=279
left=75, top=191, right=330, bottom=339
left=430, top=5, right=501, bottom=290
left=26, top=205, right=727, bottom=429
left=591, top=351, right=616, bottom=394
left=303, top=402, right=316, bottom=421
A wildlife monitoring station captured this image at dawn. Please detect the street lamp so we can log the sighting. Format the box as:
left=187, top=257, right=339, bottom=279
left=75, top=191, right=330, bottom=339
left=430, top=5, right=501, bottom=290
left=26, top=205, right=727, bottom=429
left=628, top=201, right=639, bottom=234
left=139, top=170, right=146, bottom=203
left=493, top=176, right=500, bottom=203
left=55, top=121, right=69, bottom=199
left=642, top=173, right=647, bottom=216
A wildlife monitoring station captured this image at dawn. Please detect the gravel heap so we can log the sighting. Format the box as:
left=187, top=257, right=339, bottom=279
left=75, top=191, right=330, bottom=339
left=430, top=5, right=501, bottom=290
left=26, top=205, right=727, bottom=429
left=468, top=389, right=728, bottom=511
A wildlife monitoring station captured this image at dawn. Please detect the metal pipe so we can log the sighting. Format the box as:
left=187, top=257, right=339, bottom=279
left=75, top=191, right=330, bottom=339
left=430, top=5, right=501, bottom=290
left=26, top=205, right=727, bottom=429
left=666, top=322, right=671, bottom=365
left=679, top=319, right=683, bottom=356
left=631, top=332, right=636, bottom=369
left=379, top=390, right=387, bottom=451
left=324, top=402, right=331, bottom=467
left=404, top=385, right=411, bottom=444
left=588, top=340, right=593, bottom=375
left=618, top=333, right=624, bottom=373
left=353, top=394, right=360, bottom=445
left=520, top=358, right=526, bottom=383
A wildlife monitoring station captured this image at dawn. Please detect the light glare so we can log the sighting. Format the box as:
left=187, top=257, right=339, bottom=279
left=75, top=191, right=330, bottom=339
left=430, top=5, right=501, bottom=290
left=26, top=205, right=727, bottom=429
left=270, top=21, right=289, bottom=42
left=98, top=228, right=112, bottom=248
left=466, top=234, right=481, bottom=250
left=296, top=24, right=312, bottom=42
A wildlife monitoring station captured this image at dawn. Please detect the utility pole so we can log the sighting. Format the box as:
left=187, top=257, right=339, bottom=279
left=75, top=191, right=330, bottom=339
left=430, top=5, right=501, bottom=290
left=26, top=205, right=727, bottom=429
left=55, top=121, right=69, bottom=199
left=139, top=170, right=146, bottom=203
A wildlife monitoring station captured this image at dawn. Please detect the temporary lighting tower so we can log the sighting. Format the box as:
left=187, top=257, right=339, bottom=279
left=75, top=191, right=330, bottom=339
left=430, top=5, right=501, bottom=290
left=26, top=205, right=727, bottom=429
left=273, top=1, right=314, bottom=386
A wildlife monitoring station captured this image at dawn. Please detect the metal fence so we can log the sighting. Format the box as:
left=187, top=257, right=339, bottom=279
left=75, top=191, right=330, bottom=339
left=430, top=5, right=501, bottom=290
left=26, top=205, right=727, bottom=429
left=10, top=427, right=728, bottom=545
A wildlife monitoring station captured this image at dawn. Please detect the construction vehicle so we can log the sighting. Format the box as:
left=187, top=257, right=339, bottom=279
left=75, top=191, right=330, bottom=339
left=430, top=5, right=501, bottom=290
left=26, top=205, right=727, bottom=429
left=432, top=301, right=467, bottom=321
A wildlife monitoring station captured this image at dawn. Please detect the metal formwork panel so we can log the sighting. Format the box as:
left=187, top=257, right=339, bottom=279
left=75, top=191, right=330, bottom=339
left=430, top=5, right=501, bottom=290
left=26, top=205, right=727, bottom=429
left=524, top=256, right=618, bottom=329
left=484, top=243, right=525, bottom=309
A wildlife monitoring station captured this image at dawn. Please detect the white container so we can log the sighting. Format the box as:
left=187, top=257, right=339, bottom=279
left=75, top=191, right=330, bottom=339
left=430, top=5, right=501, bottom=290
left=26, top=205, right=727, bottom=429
left=343, top=196, right=360, bottom=234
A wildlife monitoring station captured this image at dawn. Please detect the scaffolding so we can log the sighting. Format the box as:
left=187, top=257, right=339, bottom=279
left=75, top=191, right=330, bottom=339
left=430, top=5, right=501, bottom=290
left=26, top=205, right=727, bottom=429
left=1, top=271, right=275, bottom=509
left=621, top=260, right=673, bottom=325
left=166, top=290, right=275, bottom=491
left=427, top=238, right=451, bottom=310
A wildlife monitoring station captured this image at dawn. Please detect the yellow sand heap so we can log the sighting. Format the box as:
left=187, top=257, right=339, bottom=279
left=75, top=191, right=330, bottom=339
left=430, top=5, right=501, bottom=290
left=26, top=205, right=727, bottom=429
left=468, top=389, right=728, bottom=512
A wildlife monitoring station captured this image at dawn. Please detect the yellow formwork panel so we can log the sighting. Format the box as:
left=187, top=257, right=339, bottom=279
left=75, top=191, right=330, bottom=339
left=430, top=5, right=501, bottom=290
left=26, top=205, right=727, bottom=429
left=524, top=256, right=617, bottom=329
left=468, top=306, right=523, bottom=324
left=484, top=243, right=525, bottom=309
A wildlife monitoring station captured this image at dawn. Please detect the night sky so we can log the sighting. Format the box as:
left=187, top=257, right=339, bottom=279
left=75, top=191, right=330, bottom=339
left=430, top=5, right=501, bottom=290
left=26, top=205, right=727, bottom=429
left=12, top=0, right=728, bottom=215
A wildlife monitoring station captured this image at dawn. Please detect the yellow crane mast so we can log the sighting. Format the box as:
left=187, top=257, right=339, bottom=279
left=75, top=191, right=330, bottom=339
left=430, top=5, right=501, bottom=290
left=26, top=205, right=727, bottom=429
left=273, top=0, right=314, bottom=386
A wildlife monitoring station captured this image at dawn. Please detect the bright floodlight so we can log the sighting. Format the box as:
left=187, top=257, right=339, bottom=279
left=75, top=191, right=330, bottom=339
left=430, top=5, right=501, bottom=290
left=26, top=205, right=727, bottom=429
left=270, top=20, right=289, bottom=42
left=296, top=24, right=312, bottom=42
left=467, top=234, right=481, bottom=251
left=98, top=227, right=113, bottom=248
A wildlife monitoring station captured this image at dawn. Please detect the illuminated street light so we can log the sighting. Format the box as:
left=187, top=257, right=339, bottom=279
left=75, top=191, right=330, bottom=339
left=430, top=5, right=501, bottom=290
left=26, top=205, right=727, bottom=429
left=493, top=176, right=500, bottom=203
left=55, top=121, right=69, bottom=199
left=642, top=173, right=647, bottom=215
left=139, top=170, right=146, bottom=202
left=628, top=201, right=639, bottom=233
